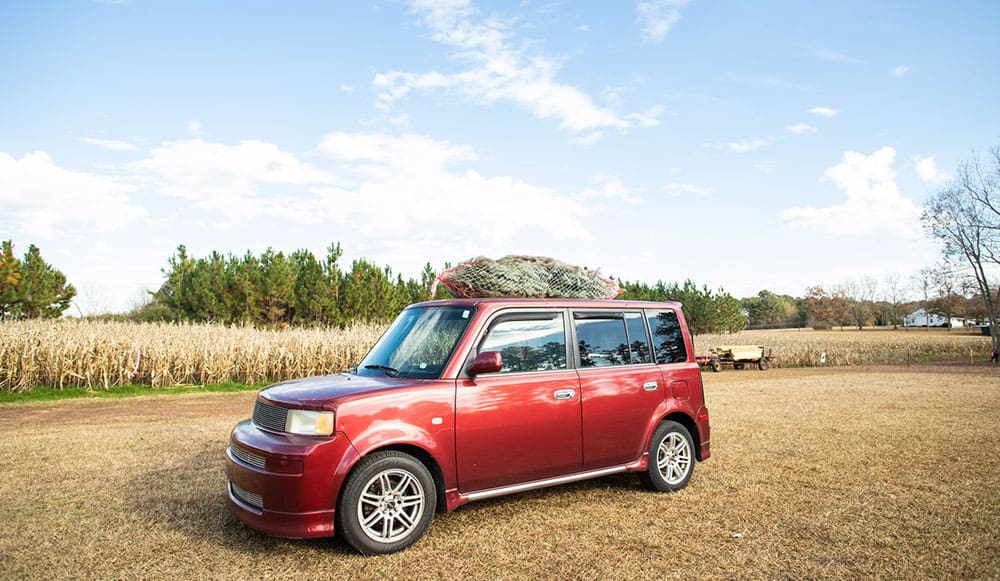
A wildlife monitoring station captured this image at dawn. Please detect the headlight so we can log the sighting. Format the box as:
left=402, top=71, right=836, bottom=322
left=285, top=409, right=335, bottom=436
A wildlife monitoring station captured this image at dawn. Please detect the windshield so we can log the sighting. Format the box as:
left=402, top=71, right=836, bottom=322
left=357, top=306, right=475, bottom=379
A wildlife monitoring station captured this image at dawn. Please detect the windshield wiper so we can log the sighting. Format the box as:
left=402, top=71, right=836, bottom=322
left=363, top=364, right=399, bottom=378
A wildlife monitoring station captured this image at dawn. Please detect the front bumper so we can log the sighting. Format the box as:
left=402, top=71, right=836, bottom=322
left=225, top=420, right=360, bottom=539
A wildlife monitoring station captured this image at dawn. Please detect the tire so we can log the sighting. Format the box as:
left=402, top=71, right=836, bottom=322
left=639, top=421, right=695, bottom=492
left=336, top=450, right=436, bottom=555
left=733, top=362, right=744, bottom=370
left=711, top=359, right=721, bottom=372
left=758, top=357, right=769, bottom=371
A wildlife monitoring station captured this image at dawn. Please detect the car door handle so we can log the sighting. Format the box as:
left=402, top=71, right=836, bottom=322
left=553, top=389, right=576, bottom=400
left=643, top=381, right=658, bottom=391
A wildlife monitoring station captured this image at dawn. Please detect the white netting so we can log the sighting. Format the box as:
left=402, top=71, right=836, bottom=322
left=436, top=256, right=622, bottom=299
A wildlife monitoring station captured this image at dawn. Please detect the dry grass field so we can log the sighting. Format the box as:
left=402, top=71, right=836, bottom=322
left=1, top=319, right=993, bottom=392
left=696, top=327, right=992, bottom=367
left=1, top=366, right=997, bottom=579
left=0, top=319, right=385, bottom=392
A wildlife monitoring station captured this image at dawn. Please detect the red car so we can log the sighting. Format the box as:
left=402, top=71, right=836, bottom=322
left=226, top=298, right=711, bottom=554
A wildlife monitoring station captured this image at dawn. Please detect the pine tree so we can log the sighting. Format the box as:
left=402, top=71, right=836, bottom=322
left=2, top=242, right=76, bottom=319
left=259, top=248, right=295, bottom=325
left=291, top=249, right=330, bottom=325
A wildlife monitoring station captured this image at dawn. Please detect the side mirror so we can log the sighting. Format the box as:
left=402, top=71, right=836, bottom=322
left=468, top=351, right=502, bottom=376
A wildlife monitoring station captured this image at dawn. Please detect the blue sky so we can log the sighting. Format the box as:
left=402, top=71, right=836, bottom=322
left=1, top=0, right=998, bottom=313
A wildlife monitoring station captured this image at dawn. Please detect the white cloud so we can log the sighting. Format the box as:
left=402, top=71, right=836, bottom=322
left=6, top=130, right=603, bottom=248
left=576, top=24, right=589, bottom=32
left=786, top=123, right=817, bottom=135
left=186, top=120, right=205, bottom=137
left=890, top=66, right=910, bottom=78
left=807, top=106, right=841, bottom=118
left=571, top=131, right=605, bottom=146
left=0, top=151, right=145, bottom=237
left=578, top=177, right=640, bottom=204
left=130, top=139, right=340, bottom=225
left=913, top=154, right=948, bottom=184
left=373, top=1, right=659, bottom=133
left=781, top=146, right=921, bottom=235
left=316, top=132, right=475, bottom=175
left=704, top=138, right=774, bottom=154
left=636, top=0, right=688, bottom=43
left=661, top=182, right=712, bottom=195
left=81, top=137, right=137, bottom=151
left=313, top=131, right=593, bottom=241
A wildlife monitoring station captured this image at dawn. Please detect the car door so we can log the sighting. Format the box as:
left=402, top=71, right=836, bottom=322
left=575, top=310, right=664, bottom=469
left=455, top=310, right=582, bottom=492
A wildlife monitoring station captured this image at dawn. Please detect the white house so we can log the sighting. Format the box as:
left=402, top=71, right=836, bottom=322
left=903, top=308, right=966, bottom=328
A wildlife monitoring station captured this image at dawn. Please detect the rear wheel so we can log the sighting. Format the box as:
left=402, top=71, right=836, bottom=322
left=758, top=357, right=769, bottom=371
left=711, top=358, right=721, bottom=372
left=639, top=421, right=695, bottom=492
left=336, top=451, right=436, bottom=555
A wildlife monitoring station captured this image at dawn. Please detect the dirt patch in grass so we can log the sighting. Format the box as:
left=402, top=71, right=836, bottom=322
left=1, top=367, right=998, bottom=579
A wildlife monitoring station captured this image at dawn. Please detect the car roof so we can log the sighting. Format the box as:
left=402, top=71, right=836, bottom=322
left=407, top=297, right=683, bottom=310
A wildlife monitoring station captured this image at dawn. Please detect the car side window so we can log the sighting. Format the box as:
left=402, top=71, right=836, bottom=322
left=574, top=316, right=631, bottom=367
left=646, top=310, right=687, bottom=364
left=479, top=314, right=567, bottom=373
left=624, top=312, right=652, bottom=364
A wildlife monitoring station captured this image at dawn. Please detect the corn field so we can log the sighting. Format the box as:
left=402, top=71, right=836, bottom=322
left=695, top=329, right=993, bottom=367
left=0, top=319, right=386, bottom=392
left=0, top=321, right=994, bottom=392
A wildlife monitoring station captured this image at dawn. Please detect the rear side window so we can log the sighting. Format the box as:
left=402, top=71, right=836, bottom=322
left=646, top=310, right=687, bottom=364
left=575, top=316, right=630, bottom=367
left=479, top=314, right=567, bottom=373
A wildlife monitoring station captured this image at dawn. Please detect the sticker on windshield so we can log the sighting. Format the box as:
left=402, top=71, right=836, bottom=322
left=462, top=310, right=470, bottom=319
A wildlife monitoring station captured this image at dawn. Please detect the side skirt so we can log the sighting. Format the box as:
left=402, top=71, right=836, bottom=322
left=450, top=456, right=647, bottom=507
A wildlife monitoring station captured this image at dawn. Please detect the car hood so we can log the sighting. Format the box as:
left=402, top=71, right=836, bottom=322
left=259, top=373, right=407, bottom=409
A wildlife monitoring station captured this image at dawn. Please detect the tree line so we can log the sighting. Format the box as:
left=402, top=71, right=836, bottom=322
left=4, top=235, right=986, bottom=335
left=619, top=280, right=746, bottom=334
left=138, top=243, right=446, bottom=327
left=141, top=246, right=749, bottom=333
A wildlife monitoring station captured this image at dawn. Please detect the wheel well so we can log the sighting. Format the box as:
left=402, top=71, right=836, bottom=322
left=357, top=444, right=448, bottom=514
left=662, top=412, right=702, bottom=461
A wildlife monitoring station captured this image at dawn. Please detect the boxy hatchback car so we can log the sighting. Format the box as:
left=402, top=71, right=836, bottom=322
left=225, top=298, right=711, bottom=554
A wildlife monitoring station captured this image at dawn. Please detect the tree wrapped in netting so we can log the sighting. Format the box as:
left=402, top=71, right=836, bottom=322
left=436, top=256, right=622, bottom=299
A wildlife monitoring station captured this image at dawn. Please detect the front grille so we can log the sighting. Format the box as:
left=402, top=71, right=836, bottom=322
left=229, top=445, right=265, bottom=469
left=253, top=400, right=288, bottom=432
left=230, top=481, right=263, bottom=509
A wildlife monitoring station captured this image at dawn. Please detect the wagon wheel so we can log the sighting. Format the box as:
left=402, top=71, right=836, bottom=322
left=758, top=357, right=769, bottom=371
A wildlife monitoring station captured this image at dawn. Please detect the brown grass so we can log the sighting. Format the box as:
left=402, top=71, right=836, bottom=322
left=1, top=366, right=997, bottom=579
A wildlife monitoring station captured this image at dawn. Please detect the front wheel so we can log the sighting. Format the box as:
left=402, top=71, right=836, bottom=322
left=336, top=451, right=436, bottom=555
left=639, top=421, right=695, bottom=492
